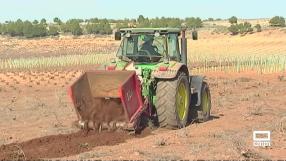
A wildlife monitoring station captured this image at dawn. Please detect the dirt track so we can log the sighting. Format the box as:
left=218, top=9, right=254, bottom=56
left=0, top=70, right=285, bottom=160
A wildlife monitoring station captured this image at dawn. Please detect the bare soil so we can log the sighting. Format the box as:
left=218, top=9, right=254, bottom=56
left=0, top=70, right=285, bottom=160
left=1, top=29, right=286, bottom=59
left=0, top=129, right=151, bottom=160
left=0, top=36, right=119, bottom=58
left=0, top=30, right=285, bottom=159
left=0, top=131, right=133, bottom=160
left=76, top=98, right=126, bottom=130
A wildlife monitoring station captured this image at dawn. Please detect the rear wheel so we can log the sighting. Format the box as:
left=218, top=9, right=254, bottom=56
left=155, top=72, right=190, bottom=129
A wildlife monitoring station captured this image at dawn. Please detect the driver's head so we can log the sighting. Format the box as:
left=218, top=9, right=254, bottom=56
left=143, top=35, right=154, bottom=45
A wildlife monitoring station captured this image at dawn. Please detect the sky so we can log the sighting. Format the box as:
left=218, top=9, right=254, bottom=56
left=0, top=0, right=285, bottom=22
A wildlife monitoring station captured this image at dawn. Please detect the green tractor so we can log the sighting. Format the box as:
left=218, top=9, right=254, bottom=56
left=68, top=28, right=211, bottom=132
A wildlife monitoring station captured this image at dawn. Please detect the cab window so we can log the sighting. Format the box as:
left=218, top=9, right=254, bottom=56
left=168, top=34, right=180, bottom=61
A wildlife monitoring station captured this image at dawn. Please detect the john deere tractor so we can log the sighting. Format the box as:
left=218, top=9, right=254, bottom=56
left=68, top=28, right=211, bottom=132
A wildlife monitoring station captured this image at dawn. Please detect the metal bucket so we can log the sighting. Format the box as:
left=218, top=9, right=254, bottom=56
left=68, top=70, right=144, bottom=131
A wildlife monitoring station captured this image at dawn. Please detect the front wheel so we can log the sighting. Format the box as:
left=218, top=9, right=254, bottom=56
left=197, top=82, right=211, bottom=122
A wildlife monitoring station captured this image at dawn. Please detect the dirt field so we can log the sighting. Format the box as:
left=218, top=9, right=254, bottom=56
left=189, top=28, right=286, bottom=56
left=0, top=70, right=285, bottom=160
left=1, top=29, right=286, bottom=59
left=0, top=35, right=118, bottom=59
left=0, top=30, right=285, bottom=160
left=204, top=18, right=271, bottom=28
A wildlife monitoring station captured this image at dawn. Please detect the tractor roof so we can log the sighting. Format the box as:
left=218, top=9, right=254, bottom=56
left=120, top=28, right=181, bottom=34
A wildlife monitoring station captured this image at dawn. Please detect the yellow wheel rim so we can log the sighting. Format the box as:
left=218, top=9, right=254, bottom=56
left=176, top=81, right=188, bottom=121
left=202, top=90, right=210, bottom=114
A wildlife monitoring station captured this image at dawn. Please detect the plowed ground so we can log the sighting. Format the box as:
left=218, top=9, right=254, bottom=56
left=0, top=70, right=285, bottom=160
left=0, top=30, right=285, bottom=159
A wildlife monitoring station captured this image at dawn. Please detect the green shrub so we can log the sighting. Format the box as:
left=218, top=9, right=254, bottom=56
left=2, top=19, right=25, bottom=37
left=23, top=21, right=34, bottom=38
left=228, top=22, right=253, bottom=35
left=86, top=23, right=96, bottom=34
left=254, top=24, right=262, bottom=32
left=53, top=17, right=62, bottom=25
left=60, top=20, right=83, bottom=36
left=33, top=20, right=39, bottom=25
left=40, top=18, right=47, bottom=27
left=228, top=24, right=239, bottom=35
left=70, top=22, right=83, bottom=36
left=136, top=15, right=151, bottom=28
left=269, top=16, right=285, bottom=27
left=86, top=19, right=112, bottom=35
left=229, top=16, right=238, bottom=24
left=137, top=15, right=146, bottom=24
left=149, top=17, right=182, bottom=28
left=239, top=22, right=253, bottom=34
left=185, top=17, right=203, bottom=29
left=33, top=24, right=47, bottom=37
left=48, top=26, right=59, bottom=36
left=88, top=18, right=99, bottom=23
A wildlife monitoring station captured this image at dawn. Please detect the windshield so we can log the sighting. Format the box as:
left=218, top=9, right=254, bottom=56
left=117, top=34, right=167, bottom=62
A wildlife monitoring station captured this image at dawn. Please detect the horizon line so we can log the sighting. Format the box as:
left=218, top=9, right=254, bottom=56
left=0, top=16, right=276, bottom=23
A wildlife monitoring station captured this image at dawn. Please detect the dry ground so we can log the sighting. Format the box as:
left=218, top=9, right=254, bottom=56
left=203, top=18, right=271, bottom=28
left=0, top=29, right=286, bottom=160
left=0, top=35, right=118, bottom=59
left=0, top=70, right=285, bottom=160
left=0, top=29, right=286, bottom=59
left=189, top=28, right=286, bottom=56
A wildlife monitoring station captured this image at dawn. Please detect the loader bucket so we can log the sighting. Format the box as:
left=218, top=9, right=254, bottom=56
left=68, top=70, right=144, bottom=130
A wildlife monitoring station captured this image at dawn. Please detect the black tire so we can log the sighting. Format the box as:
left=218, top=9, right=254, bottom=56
left=155, top=72, right=190, bottom=129
left=197, top=82, right=211, bottom=122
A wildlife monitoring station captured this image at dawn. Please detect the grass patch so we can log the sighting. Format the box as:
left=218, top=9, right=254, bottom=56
left=1, top=52, right=286, bottom=74
left=0, top=54, right=113, bottom=70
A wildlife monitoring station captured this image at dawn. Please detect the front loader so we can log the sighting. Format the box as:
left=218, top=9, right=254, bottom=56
left=68, top=28, right=211, bottom=132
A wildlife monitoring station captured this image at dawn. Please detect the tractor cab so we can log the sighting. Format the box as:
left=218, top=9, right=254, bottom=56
left=115, top=28, right=182, bottom=63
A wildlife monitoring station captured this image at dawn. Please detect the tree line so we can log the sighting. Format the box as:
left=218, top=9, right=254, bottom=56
left=0, top=18, right=113, bottom=38
left=0, top=15, right=284, bottom=38
left=0, top=15, right=203, bottom=38
left=228, top=16, right=285, bottom=35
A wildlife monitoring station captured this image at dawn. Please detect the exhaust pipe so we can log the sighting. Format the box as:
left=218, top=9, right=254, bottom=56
left=181, top=29, right=188, bottom=65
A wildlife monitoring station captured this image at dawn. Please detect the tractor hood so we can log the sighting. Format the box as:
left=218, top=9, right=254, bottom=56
left=103, top=60, right=186, bottom=79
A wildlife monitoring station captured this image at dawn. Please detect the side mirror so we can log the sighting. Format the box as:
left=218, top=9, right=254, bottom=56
left=115, top=31, right=121, bottom=40
left=192, top=31, right=198, bottom=40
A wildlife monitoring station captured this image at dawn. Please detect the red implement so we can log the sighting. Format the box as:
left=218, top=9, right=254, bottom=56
left=68, top=70, right=144, bottom=130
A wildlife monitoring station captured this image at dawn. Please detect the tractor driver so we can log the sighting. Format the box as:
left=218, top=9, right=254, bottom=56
left=140, top=36, right=161, bottom=56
